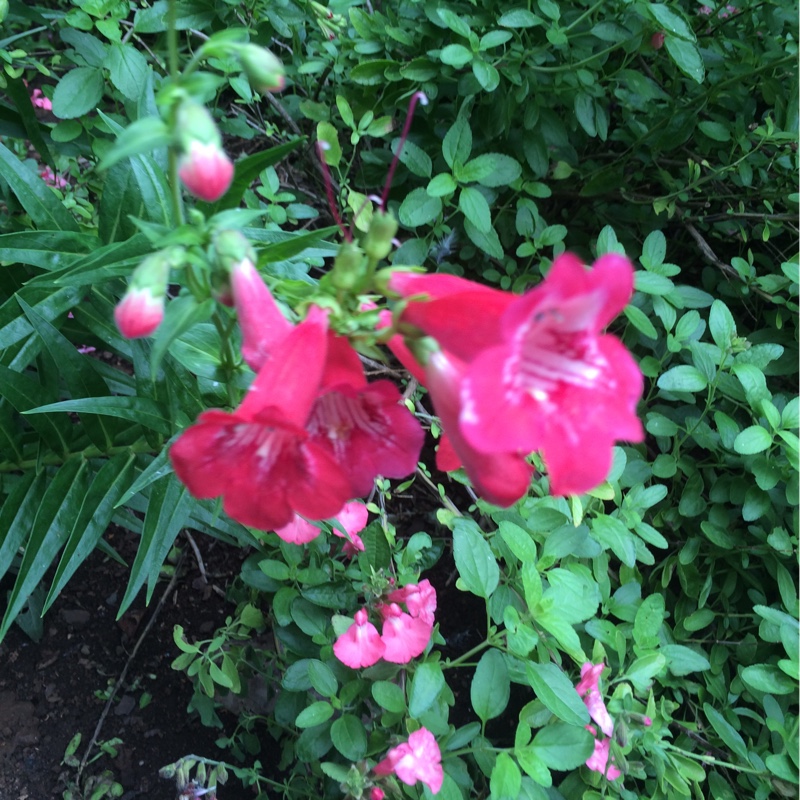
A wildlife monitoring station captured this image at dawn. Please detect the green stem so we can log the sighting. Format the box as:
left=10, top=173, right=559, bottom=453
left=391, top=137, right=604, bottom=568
left=441, top=638, right=494, bottom=669
left=662, top=743, right=772, bottom=777
left=166, top=0, right=185, bottom=225
left=0, top=441, right=159, bottom=473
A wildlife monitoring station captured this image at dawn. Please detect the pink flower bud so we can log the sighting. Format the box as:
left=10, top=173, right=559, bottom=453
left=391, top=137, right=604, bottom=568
left=643, top=716, right=653, bottom=727
left=178, top=140, right=234, bottom=202
left=114, top=287, right=165, bottom=339
left=369, top=789, right=384, bottom=800
left=650, top=31, right=665, bottom=50
left=238, top=44, right=286, bottom=94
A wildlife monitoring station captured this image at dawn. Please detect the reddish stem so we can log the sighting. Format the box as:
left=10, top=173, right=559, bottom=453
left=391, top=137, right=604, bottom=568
left=380, top=91, right=428, bottom=212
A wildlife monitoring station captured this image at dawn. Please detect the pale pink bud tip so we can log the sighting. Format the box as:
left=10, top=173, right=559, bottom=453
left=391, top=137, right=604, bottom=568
left=413, top=91, right=429, bottom=106
left=178, top=141, right=234, bottom=202
left=114, top=287, right=164, bottom=339
left=643, top=716, right=653, bottom=727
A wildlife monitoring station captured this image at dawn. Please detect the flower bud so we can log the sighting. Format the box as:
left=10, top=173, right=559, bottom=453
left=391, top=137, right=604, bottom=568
left=213, top=229, right=257, bottom=273
left=330, top=241, right=367, bottom=290
left=238, top=44, right=285, bottom=94
left=369, top=789, right=385, bottom=800
left=175, top=100, right=234, bottom=202
left=114, top=249, right=176, bottom=338
left=363, top=210, right=398, bottom=263
left=650, top=31, right=665, bottom=50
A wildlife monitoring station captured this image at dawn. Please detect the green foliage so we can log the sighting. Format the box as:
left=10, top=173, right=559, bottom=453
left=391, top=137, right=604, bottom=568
left=0, top=2, right=796, bottom=800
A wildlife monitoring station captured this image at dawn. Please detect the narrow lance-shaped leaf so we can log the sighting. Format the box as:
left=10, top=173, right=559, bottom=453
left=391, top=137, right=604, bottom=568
left=0, top=284, right=85, bottom=353
left=0, top=459, right=90, bottom=640
left=0, top=471, right=46, bottom=588
left=0, top=141, right=79, bottom=232
left=18, top=296, right=116, bottom=450
left=42, top=453, right=137, bottom=613
left=117, top=473, right=191, bottom=616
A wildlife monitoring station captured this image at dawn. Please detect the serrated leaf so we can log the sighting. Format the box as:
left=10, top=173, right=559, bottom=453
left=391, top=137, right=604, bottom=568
left=105, top=43, right=149, bottom=100
left=459, top=186, right=492, bottom=233
left=0, top=459, right=89, bottom=640
left=117, top=473, right=191, bottom=616
left=43, top=454, right=137, bottom=613
left=399, top=188, right=442, bottom=228
left=442, top=115, right=472, bottom=169
left=392, top=136, right=431, bottom=178
left=464, top=218, right=503, bottom=259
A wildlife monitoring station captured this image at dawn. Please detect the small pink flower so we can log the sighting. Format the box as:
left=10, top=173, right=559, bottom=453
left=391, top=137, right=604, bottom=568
left=698, top=5, right=713, bottom=14
left=333, top=608, right=385, bottom=668
left=330, top=501, right=368, bottom=556
left=76, top=345, right=96, bottom=355
left=643, top=716, right=653, bottom=726
left=575, top=662, right=614, bottom=737
left=387, top=579, right=437, bottom=625
left=30, top=88, right=52, bottom=110
left=40, top=166, right=69, bottom=189
left=379, top=603, right=432, bottom=663
left=178, top=140, right=234, bottom=202
left=585, top=733, right=621, bottom=780
left=114, top=287, right=165, bottom=339
left=373, top=728, right=443, bottom=794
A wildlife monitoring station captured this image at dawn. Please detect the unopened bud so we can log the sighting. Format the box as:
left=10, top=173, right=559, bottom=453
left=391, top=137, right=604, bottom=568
left=363, top=210, right=398, bottom=263
left=214, top=229, right=257, bottom=273
left=238, top=44, right=285, bottom=93
left=331, top=241, right=367, bottom=290
left=175, top=101, right=233, bottom=202
left=114, top=249, right=177, bottom=339
left=369, top=789, right=385, bottom=800
left=650, top=31, right=665, bottom=50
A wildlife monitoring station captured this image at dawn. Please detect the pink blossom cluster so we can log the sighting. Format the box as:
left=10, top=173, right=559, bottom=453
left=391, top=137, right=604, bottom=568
left=40, top=166, right=69, bottom=189
left=575, top=662, right=620, bottom=780
left=170, top=258, right=424, bottom=532
left=373, top=728, right=443, bottom=794
left=333, top=579, right=436, bottom=667
left=386, top=252, right=644, bottom=502
left=30, top=88, right=52, bottom=110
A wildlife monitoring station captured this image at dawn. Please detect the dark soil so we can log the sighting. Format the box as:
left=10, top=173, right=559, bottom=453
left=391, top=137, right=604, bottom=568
left=0, top=528, right=252, bottom=800
left=0, top=469, right=495, bottom=800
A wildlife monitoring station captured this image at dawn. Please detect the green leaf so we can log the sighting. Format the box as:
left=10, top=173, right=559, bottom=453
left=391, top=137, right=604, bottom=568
left=657, top=365, right=708, bottom=393
left=409, top=662, right=445, bottom=717
left=624, top=305, right=658, bottom=339
left=330, top=715, right=367, bottom=760
left=708, top=300, right=736, bottom=350
left=392, top=137, right=431, bottom=178
left=43, top=454, right=136, bottom=614
left=464, top=218, right=503, bottom=259
left=117, top=474, right=192, bottom=616
left=515, top=745, right=552, bottom=786
left=296, top=701, right=334, bottom=728
left=459, top=186, right=492, bottom=233
left=498, top=9, right=543, bottom=27
left=525, top=663, right=589, bottom=727
left=399, top=188, right=442, bottom=228
left=453, top=518, right=499, bottom=598
left=150, top=295, right=215, bottom=380
left=52, top=67, right=105, bottom=119
left=307, top=660, right=338, bottom=698
left=591, top=515, right=637, bottom=567
left=5, top=77, right=55, bottom=171
left=635, top=271, right=674, bottom=295
left=460, top=153, right=522, bottom=187
left=350, top=60, right=396, bottom=85
left=740, top=664, right=796, bottom=695
left=472, top=60, right=500, bottom=92
left=437, top=8, right=472, bottom=38
left=733, top=425, right=772, bottom=455
left=0, top=459, right=89, bottom=640
left=440, top=44, right=473, bottom=68
left=641, top=230, right=666, bottom=268
left=646, top=4, right=696, bottom=41
left=698, top=120, right=731, bottom=142
left=317, top=121, right=341, bottom=166
left=0, top=142, right=80, bottom=231
left=0, top=472, right=46, bottom=589
left=0, top=231, right=95, bottom=271
left=105, top=43, right=149, bottom=100
left=661, top=644, right=710, bottom=676
left=703, top=704, right=750, bottom=763
left=624, top=653, right=667, bottom=691
left=208, top=139, right=304, bottom=214
left=427, top=173, right=457, bottom=197
left=633, top=593, right=665, bottom=648
left=491, top=753, right=522, bottom=800
left=529, top=723, right=595, bottom=770
left=442, top=115, right=472, bottom=169
left=664, top=37, right=705, bottom=84
left=471, top=649, right=510, bottom=722
left=97, top=116, right=173, bottom=172
left=372, top=681, right=405, bottom=713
